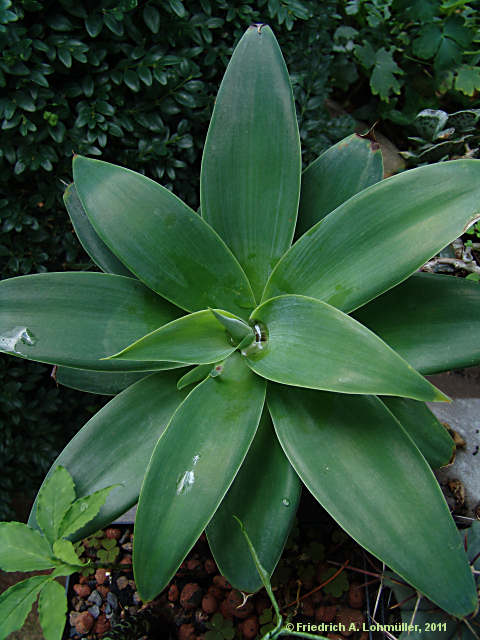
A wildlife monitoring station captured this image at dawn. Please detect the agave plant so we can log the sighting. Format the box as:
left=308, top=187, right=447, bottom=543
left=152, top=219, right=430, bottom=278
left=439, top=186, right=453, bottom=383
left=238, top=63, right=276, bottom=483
left=2, top=25, right=480, bottom=617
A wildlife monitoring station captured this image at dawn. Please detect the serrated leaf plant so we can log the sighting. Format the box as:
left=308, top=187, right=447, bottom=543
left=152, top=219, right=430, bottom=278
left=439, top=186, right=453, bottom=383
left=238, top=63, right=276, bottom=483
left=0, top=466, right=115, bottom=639
left=2, top=24, right=480, bottom=619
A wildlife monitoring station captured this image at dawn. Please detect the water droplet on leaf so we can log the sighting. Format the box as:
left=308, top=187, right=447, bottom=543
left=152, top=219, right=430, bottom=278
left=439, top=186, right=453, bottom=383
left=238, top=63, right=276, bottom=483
left=282, top=498, right=290, bottom=507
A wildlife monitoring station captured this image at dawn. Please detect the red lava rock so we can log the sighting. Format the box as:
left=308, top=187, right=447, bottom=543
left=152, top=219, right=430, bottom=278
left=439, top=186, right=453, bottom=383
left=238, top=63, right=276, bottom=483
left=168, top=584, right=179, bottom=602
left=239, top=616, right=259, bottom=639
left=301, top=597, right=315, bottom=617
left=204, top=558, right=217, bottom=574
left=120, top=555, right=132, bottom=571
left=73, top=583, right=91, bottom=598
left=207, top=586, right=224, bottom=600
left=187, top=557, right=202, bottom=571
left=315, top=605, right=336, bottom=623
left=75, top=612, right=95, bottom=635
left=93, top=614, right=110, bottom=635
left=213, top=575, right=231, bottom=590
left=327, top=635, right=343, bottom=640
left=178, top=623, right=196, bottom=640
left=180, top=583, right=203, bottom=610
left=311, top=590, right=323, bottom=604
left=202, top=593, right=218, bottom=614
left=97, top=585, right=109, bottom=599
left=220, top=600, right=234, bottom=620
left=347, top=583, right=364, bottom=609
left=359, top=634, right=368, bottom=640
left=95, top=568, right=107, bottom=585
left=105, top=527, right=122, bottom=539
left=335, top=607, right=364, bottom=637
left=78, top=575, right=89, bottom=585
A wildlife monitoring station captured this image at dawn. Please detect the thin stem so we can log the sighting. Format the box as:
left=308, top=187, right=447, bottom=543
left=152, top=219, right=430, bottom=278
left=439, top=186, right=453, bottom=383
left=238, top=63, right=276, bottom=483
left=281, top=559, right=349, bottom=611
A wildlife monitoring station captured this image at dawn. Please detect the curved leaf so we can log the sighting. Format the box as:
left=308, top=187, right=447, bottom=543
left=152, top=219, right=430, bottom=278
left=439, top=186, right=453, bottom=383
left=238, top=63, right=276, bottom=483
left=29, top=371, right=188, bottom=539
left=37, top=466, right=76, bottom=545
left=73, top=155, right=255, bottom=319
left=0, top=522, right=55, bottom=572
left=246, top=295, right=447, bottom=402
left=201, top=25, right=301, bottom=300
left=264, top=160, right=480, bottom=312
left=176, top=364, right=212, bottom=390
left=55, top=366, right=147, bottom=395
left=295, top=133, right=383, bottom=237
left=268, top=385, right=477, bottom=617
left=134, top=353, right=266, bottom=601
left=38, top=580, right=67, bottom=640
left=207, top=410, right=301, bottom=593
left=0, top=272, right=182, bottom=371
left=58, top=486, right=116, bottom=539
left=353, top=272, right=480, bottom=374
left=108, top=310, right=237, bottom=364
left=64, top=183, right=133, bottom=277
left=381, top=396, right=454, bottom=469
left=0, top=576, right=50, bottom=639
left=53, top=539, right=85, bottom=566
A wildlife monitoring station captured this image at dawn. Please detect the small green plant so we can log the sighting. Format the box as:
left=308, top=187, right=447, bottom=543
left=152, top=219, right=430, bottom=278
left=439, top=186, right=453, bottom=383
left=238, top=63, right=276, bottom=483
left=0, top=466, right=114, bottom=639
left=1, top=24, right=480, bottom=618
left=205, top=612, right=235, bottom=640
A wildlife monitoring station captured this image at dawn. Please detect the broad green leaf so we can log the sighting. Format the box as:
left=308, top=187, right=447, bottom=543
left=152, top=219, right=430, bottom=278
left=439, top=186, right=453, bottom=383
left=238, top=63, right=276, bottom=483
left=56, top=366, right=147, bottom=395
left=0, top=272, right=182, bottom=371
left=268, top=386, right=477, bottom=617
left=246, top=295, right=446, bottom=402
left=201, top=24, right=301, bottom=301
left=108, top=310, right=237, bottom=364
left=370, top=47, right=404, bottom=101
left=295, top=134, right=383, bottom=237
left=381, top=397, right=454, bottom=469
left=73, top=156, right=255, bottom=319
left=207, top=410, right=301, bottom=593
left=263, top=160, right=480, bottom=313
left=29, top=372, right=188, bottom=539
left=177, top=364, right=212, bottom=390
left=50, top=564, right=79, bottom=578
left=64, top=183, right=133, bottom=277
left=53, top=539, right=85, bottom=566
left=37, top=465, right=76, bottom=545
left=455, top=64, right=480, bottom=97
left=38, top=580, right=67, bottom=640
left=134, top=353, right=266, bottom=601
left=412, top=24, right=442, bottom=59
left=58, top=486, right=115, bottom=539
left=0, top=576, right=50, bottom=638
left=0, top=523, right=55, bottom=572
left=353, top=273, right=480, bottom=374
left=209, top=309, right=252, bottom=343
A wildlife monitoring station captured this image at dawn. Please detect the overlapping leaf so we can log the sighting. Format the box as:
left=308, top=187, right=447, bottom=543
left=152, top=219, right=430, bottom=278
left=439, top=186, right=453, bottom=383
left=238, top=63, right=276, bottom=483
left=55, top=366, right=146, bottom=395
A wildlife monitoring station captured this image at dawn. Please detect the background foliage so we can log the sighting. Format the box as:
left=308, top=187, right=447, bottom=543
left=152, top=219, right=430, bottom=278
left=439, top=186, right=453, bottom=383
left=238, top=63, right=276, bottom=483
left=1, top=0, right=478, bottom=519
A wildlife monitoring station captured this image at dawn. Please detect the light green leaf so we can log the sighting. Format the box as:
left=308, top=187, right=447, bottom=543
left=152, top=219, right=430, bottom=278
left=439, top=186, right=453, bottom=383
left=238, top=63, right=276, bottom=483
left=108, top=310, right=237, bottom=364
left=381, top=397, right=454, bottom=469
left=64, top=183, right=133, bottom=277
left=38, top=580, right=67, bottom=640
left=58, top=486, right=116, bottom=539
left=53, top=539, right=86, bottom=566
left=207, top=410, right=301, bottom=593
left=37, top=466, right=76, bottom=545
left=209, top=309, right=252, bottom=343
left=73, top=155, right=255, bottom=319
left=177, top=364, right=212, bottom=390
left=0, top=272, right=182, bottom=371
left=268, top=386, right=477, bottom=617
left=370, top=47, right=403, bottom=101
left=246, top=295, right=447, bottom=402
left=201, top=25, right=301, bottom=300
left=455, top=65, right=480, bottom=97
left=353, top=273, right=480, bottom=374
left=296, top=133, right=384, bottom=237
left=264, top=160, right=480, bottom=314
left=134, top=353, right=266, bottom=601
left=29, top=372, right=188, bottom=539
left=0, top=522, right=55, bottom=572
left=55, top=366, right=147, bottom=395
left=0, top=576, right=50, bottom=638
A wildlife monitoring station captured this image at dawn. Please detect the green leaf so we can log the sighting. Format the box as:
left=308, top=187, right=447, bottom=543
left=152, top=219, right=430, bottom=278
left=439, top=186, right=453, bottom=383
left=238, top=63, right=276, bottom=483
left=412, top=24, right=442, bottom=59
left=37, top=465, right=76, bottom=545
left=246, top=295, right=446, bottom=402
left=455, top=65, right=480, bottom=97
left=58, top=486, right=116, bottom=539
left=53, top=539, right=85, bottom=566
left=370, top=47, right=403, bottom=101
left=64, top=183, right=133, bottom=277
left=264, top=160, right=480, bottom=314
left=0, top=576, right=50, bottom=638
left=55, top=366, right=146, bottom=395
left=268, top=386, right=477, bottom=617
left=134, top=353, right=266, bottom=601
left=209, top=309, right=252, bottom=343
left=108, top=310, right=237, bottom=364
left=296, top=133, right=383, bottom=237
left=85, top=13, right=103, bottom=37
left=381, top=397, right=454, bottom=469
left=38, top=580, right=67, bottom=640
left=0, top=272, right=182, bottom=371
left=73, top=156, right=255, bottom=319
left=29, top=372, right=188, bottom=539
left=143, top=5, right=160, bottom=33
left=353, top=273, right=480, bottom=374
left=207, top=410, right=301, bottom=593
left=176, top=364, right=212, bottom=390
left=0, top=523, right=55, bottom=572
left=201, top=25, right=301, bottom=301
